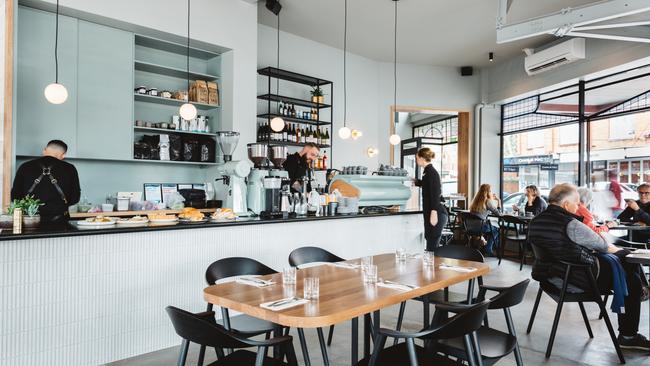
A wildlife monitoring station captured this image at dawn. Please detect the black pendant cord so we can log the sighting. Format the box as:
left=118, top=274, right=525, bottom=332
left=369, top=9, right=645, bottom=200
left=186, top=0, right=191, bottom=100
left=54, top=0, right=60, bottom=83
left=393, top=0, right=397, bottom=109
left=277, top=13, right=280, bottom=95
left=343, top=0, right=347, bottom=128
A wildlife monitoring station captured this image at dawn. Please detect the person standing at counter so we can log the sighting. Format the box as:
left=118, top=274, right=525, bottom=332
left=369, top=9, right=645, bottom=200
left=11, top=140, right=80, bottom=223
left=414, top=147, right=448, bottom=250
left=283, top=143, right=320, bottom=193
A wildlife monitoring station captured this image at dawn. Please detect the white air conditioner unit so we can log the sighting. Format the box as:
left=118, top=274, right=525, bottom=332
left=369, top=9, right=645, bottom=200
left=524, top=38, right=585, bottom=76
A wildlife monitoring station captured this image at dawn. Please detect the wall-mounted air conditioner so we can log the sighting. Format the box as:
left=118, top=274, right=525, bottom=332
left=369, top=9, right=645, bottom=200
left=524, top=38, right=585, bottom=76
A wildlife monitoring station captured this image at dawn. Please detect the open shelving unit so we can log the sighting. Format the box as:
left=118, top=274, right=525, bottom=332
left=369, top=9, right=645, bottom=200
left=133, top=93, right=219, bottom=110
left=133, top=126, right=217, bottom=137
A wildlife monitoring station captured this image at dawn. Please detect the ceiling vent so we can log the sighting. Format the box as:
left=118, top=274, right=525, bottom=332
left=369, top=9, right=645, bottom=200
left=524, top=38, right=585, bottom=76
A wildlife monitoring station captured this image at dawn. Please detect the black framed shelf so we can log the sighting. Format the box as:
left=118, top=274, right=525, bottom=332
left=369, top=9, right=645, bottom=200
left=133, top=126, right=217, bottom=137
left=256, top=140, right=330, bottom=149
left=257, top=94, right=331, bottom=109
left=257, top=113, right=331, bottom=126
left=258, top=67, right=333, bottom=87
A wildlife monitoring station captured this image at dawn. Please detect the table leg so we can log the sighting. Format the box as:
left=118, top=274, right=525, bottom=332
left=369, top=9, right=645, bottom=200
left=317, top=327, right=330, bottom=366
left=423, top=296, right=430, bottom=329
left=373, top=310, right=381, bottom=340
left=364, top=313, right=371, bottom=358
left=297, top=328, right=311, bottom=366
left=351, top=317, right=358, bottom=365
left=467, top=278, right=476, bottom=304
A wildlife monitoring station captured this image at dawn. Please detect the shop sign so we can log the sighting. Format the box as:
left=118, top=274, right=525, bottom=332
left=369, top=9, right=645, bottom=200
left=540, top=164, right=559, bottom=171
left=503, top=155, right=554, bottom=165
left=503, top=165, right=519, bottom=173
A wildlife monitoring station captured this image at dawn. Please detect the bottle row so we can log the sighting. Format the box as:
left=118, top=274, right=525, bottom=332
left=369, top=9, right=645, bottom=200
left=278, top=102, right=319, bottom=121
left=257, top=122, right=330, bottom=146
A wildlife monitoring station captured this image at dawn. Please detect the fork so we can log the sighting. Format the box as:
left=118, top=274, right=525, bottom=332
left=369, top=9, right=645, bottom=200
left=268, top=297, right=300, bottom=307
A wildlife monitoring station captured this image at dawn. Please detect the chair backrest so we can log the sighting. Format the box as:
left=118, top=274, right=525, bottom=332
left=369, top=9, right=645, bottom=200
left=205, top=257, right=276, bottom=285
left=424, top=301, right=490, bottom=340
left=165, top=306, right=249, bottom=349
left=434, top=244, right=484, bottom=263
left=486, top=279, right=530, bottom=309
left=458, top=212, right=484, bottom=235
left=529, top=242, right=553, bottom=263
left=288, top=246, right=345, bottom=267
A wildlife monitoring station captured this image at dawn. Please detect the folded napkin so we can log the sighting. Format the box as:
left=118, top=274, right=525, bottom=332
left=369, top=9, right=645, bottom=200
left=439, top=264, right=477, bottom=273
left=328, top=262, right=361, bottom=269
left=377, top=281, right=418, bottom=291
left=260, top=297, right=309, bottom=311
left=236, top=276, right=275, bottom=288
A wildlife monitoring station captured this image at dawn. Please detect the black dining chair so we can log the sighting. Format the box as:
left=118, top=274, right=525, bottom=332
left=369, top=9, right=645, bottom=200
left=200, top=257, right=282, bottom=364
left=393, top=245, right=485, bottom=344
left=166, top=306, right=298, bottom=366
left=355, top=301, right=490, bottom=366
left=525, top=243, right=625, bottom=363
left=434, top=279, right=530, bottom=366
left=499, top=215, right=529, bottom=270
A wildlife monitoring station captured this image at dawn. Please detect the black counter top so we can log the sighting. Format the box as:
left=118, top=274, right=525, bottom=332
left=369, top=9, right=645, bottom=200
left=0, top=210, right=422, bottom=241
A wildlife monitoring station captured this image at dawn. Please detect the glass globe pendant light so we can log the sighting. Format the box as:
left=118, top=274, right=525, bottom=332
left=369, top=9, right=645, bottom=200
left=270, top=12, right=284, bottom=132
left=388, top=0, right=401, bottom=146
left=338, top=0, right=353, bottom=140
left=179, top=0, right=197, bottom=121
left=44, top=0, right=68, bottom=104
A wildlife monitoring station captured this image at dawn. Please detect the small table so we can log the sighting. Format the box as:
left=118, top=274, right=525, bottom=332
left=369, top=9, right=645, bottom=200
left=203, top=253, right=489, bottom=365
left=611, top=224, right=650, bottom=242
left=626, top=252, right=650, bottom=353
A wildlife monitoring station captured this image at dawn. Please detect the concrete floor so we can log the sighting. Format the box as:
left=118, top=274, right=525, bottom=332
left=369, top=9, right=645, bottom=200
left=107, top=258, right=649, bottom=366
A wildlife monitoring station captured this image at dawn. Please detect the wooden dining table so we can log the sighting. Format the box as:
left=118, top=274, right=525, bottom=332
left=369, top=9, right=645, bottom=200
left=203, top=253, right=490, bottom=365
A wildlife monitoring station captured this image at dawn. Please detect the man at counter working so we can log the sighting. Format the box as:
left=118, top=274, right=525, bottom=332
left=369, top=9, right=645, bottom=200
left=11, top=140, right=81, bottom=223
left=283, top=143, right=319, bottom=193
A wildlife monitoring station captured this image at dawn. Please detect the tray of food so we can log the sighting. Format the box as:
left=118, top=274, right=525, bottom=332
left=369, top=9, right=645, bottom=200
left=115, top=216, right=149, bottom=227
left=75, top=216, right=116, bottom=228
left=147, top=213, right=179, bottom=225
left=210, top=208, right=237, bottom=221
left=178, top=207, right=208, bottom=224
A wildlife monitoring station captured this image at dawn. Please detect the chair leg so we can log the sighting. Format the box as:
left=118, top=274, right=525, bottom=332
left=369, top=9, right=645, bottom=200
left=598, top=299, right=626, bottom=364
left=598, top=295, right=609, bottom=320
left=177, top=339, right=189, bottom=366
left=326, top=325, right=335, bottom=346
left=406, top=338, right=419, bottom=366
left=463, top=334, right=477, bottom=366
left=578, top=302, right=594, bottom=338
left=526, top=287, right=543, bottom=334
left=472, top=331, right=484, bottom=366
left=504, top=308, right=523, bottom=366
left=197, top=344, right=206, bottom=366
left=519, top=242, right=525, bottom=271
left=254, top=346, right=267, bottom=366
left=316, top=327, right=330, bottom=366
left=393, top=301, right=406, bottom=346
left=545, top=296, right=565, bottom=358
left=297, top=328, right=311, bottom=366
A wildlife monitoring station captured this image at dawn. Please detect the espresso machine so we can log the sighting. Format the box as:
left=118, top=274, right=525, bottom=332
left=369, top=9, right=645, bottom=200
left=269, top=145, right=290, bottom=188
left=246, top=143, right=269, bottom=215
left=215, top=132, right=252, bottom=216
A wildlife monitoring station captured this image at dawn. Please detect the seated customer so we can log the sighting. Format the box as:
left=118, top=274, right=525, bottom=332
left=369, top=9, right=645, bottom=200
left=469, top=184, right=501, bottom=255
left=576, top=187, right=616, bottom=234
left=618, top=183, right=650, bottom=225
left=528, top=183, right=648, bottom=350
left=513, top=184, right=547, bottom=216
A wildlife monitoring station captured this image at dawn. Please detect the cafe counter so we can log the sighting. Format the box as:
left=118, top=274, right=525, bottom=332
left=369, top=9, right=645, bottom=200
left=0, top=210, right=423, bottom=366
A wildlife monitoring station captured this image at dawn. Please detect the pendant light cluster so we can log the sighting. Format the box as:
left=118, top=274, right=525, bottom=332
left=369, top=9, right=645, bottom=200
left=388, top=0, right=401, bottom=146
left=338, top=0, right=355, bottom=140
left=44, top=0, right=68, bottom=104
left=270, top=11, right=285, bottom=133
left=179, top=0, right=198, bottom=120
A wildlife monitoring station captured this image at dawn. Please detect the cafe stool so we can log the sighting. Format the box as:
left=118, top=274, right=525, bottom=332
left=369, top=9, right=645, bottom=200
left=355, top=301, right=490, bottom=366
left=166, top=306, right=298, bottom=366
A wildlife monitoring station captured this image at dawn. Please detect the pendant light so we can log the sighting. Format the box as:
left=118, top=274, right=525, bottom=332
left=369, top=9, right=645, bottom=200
left=338, top=0, right=352, bottom=140
left=44, top=0, right=68, bottom=104
left=388, top=0, right=401, bottom=146
left=179, top=0, right=198, bottom=121
left=270, top=11, right=285, bottom=133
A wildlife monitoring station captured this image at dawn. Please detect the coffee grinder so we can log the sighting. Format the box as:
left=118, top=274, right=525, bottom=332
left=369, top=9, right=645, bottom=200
left=260, top=145, right=290, bottom=219
left=246, top=143, right=269, bottom=215
left=215, top=132, right=252, bottom=216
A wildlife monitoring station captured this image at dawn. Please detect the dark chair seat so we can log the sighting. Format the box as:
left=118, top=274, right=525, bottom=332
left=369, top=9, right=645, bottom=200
left=217, top=314, right=277, bottom=336
left=208, top=349, right=290, bottom=366
left=355, top=343, right=457, bottom=366
left=437, top=327, right=518, bottom=363
left=420, top=290, right=479, bottom=305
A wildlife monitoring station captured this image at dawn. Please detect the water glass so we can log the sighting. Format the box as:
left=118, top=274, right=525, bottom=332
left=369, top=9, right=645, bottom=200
left=361, top=256, right=374, bottom=272
left=423, top=251, right=435, bottom=267
left=303, top=277, right=320, bottom=300
left=395, top=247, right=407, bottom=262
left=282, top=267, right=297, bottom=285
left=364, top=264, right=378, bottom=284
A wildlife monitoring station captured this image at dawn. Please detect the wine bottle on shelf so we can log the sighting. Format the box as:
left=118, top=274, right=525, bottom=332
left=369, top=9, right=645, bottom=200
left=316, top=128, right=322, bottom=145
left=301, top=127, right=307, bottom=144
left=322, top=154, right=328, bottom=170
left=278, top=102, right=284, bottom=116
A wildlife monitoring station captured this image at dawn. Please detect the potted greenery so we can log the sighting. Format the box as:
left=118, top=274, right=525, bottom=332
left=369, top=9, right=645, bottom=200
left=310, top=86, right=325, bottom=104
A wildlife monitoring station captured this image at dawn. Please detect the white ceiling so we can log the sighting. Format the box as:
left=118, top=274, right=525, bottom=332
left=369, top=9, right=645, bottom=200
left=257, top=0, right=601, bottom=68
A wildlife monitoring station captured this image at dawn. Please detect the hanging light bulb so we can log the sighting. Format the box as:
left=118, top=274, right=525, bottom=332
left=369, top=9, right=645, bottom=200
left=44, top=83, right=68, bottom=104
left=389, top=134, right=401, bottom=145
left=270, top=116, right=285, bottom=132
left=179, top=102, right=197, bottom=120
left=338, top=126, right=351, bottom=139
left=351, top=129, right=363, bottom=140
left=366, top=147, right=379, bottom=157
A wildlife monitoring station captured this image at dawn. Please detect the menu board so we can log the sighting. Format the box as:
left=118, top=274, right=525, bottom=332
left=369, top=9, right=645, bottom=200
left=143, top=183, right=163, bottom=203
left=161, top=184, right=178, bottom=203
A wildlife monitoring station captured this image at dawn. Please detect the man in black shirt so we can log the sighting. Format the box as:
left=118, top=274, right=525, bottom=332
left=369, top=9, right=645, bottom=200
left=11, top=140, right=81, bottom=223
left=618, top=183, right=650, bottom=242
left=283, top=143, right=319, bottom=193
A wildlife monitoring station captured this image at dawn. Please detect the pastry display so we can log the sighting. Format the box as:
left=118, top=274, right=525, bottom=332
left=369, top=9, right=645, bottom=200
left=211, top=208, right=236, bottom=221
left=178, top=207, right=206, bottom=221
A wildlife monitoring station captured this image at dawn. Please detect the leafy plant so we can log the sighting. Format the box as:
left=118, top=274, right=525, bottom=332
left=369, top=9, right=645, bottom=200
left=8, top=195, right=44, bottom=216
left=310, top=86, right=324, bottom=97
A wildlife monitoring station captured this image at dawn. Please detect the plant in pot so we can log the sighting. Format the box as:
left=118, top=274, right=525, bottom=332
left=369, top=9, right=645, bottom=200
left=310, top=86, right=325, bottom=104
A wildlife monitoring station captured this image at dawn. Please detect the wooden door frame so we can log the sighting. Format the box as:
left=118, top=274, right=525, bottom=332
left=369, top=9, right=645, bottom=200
left=3, top=0, right=14, bottom=207
left=389, top=105, right=472, bottom=203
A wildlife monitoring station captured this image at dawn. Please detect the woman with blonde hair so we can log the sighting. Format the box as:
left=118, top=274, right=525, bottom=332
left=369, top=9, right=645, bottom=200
left=469, top=184, right=501, bottom=255
left=414, top=147, right=448, bottom=250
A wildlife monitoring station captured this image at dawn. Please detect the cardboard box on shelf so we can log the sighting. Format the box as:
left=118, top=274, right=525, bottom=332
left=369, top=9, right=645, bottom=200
left=190, top=80, right=209, bottom=104
left=207, top=81, right=219, bottom=106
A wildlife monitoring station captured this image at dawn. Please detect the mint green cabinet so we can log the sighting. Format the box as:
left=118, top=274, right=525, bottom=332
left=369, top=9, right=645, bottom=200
left=16, top=7, right=78, bottom=157
left=77, top=21, right=134, bottom=160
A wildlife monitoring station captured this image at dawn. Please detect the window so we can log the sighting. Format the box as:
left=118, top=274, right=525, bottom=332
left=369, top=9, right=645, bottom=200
left=559, top=124, right=579, bottom=145
left=608, top=115, right=635, bottom=141
left=526, top=130, right=545, bottom=149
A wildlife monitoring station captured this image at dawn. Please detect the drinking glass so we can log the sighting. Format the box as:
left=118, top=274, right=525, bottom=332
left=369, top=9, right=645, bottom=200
left=304, top=277, right=320, bottom=300
left=361, top=256, right=373, bottom=272
left=282, top=267, right=297, bottom=285
left=395, top=247, right=407, bottom=262
left=423, top=251, right=435, bottom=267
left=364, top=264, right=378, bottom=284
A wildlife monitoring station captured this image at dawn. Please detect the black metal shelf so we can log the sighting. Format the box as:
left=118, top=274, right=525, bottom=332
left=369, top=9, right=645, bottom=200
left=257, top=113, right=331, bottom=126
left=257, top=94, right=331, bottom=109
left=258, top=67, right=332, bottom=87
left=256, top=139, right=330, bottom=149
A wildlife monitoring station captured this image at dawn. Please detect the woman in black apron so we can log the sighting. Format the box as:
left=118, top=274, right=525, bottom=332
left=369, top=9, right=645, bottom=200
left=414, top=148, right=448, bottom=251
